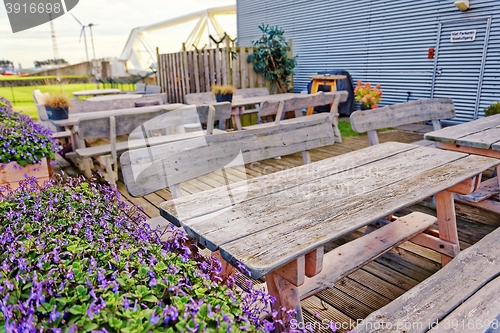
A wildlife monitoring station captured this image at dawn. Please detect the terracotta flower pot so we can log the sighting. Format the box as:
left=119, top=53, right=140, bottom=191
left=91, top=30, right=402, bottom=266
left=0, top=158, right=51, bottom=190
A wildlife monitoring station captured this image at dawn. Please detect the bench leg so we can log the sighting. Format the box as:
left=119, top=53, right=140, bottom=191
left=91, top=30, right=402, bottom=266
left=332, top=114, right=342, bottom=143
left=435, top=190, right=459, bottom=266
left=81, top=157, right=93, bottom=179
left=100, top=155, right=116, bottom=184
left=301, top=151, right=311, bottom=164
left=266, top=271, right=303, bottom=332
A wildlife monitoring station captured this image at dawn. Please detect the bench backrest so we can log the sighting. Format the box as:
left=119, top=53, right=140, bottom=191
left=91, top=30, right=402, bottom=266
left=259, top=91, right=347, bottom=120
left=136, top=83, right=146, bottom=92
left=235, top=88, right=269, bottom=98
left=350, top=98, right=455, bottom=145
left=185, top=92, right=215, bottom=104
left=78, top=103, right=231, bottom=177
left=120, top=94, right=346, bottom=198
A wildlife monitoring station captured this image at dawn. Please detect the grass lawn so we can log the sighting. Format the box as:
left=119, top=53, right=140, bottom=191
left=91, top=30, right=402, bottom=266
left=0, top=83, right=134, bottom=119
left=338, top=119, right=363, bottom=138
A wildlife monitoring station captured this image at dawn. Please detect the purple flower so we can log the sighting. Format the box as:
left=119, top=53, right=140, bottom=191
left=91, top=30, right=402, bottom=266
left=150, top=309, right=160, bottom=325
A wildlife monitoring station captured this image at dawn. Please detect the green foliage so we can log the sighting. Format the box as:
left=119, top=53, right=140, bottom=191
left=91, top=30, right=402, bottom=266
left=0, top=178, right=274, bottom=332
left=0, top=60, right=14, bottom=68
left=484, top=102, right=500, bottom=117
left=250, top=24, right=296, bottom=93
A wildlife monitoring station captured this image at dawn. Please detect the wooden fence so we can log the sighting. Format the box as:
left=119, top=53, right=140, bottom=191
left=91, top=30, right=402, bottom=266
left=157, top=46, right=272, bottom=104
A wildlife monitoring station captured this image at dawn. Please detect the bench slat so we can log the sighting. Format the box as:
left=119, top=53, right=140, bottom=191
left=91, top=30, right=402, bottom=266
left=429, top=276, right=500, bottom=333
left=299, top=212, right=437, bottom=298
left=354, top=226, right=500, bottom=333
left=350, top=98, right=455, bottom=133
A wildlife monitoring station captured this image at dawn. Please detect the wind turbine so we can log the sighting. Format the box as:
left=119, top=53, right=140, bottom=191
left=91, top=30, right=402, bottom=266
left=71, top=14, right=99, bottom=87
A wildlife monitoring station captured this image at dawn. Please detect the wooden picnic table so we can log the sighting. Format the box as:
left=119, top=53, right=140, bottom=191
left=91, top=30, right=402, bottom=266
left=50, top=104, right=185, bottom=151
left=425, top=114, right=500, bottom=214
left=73, top=88, right=121, bottom=101
left=158, top=142, right=498, bottom=331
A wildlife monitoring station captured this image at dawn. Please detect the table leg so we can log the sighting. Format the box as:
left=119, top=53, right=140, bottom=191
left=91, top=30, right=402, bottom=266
left=435, top=190, right=459, bottom=266
left=265, top=258, right=305, bottom=332
left=266, top=272, right=303, bottom=332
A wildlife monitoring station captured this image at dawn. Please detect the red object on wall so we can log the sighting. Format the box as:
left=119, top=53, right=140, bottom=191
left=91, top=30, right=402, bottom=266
left=428, top=48, right=435, bottom=59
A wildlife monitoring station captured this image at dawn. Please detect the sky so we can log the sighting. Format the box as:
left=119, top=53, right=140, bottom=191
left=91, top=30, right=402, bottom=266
left=0, top=0, right=236, bottom=69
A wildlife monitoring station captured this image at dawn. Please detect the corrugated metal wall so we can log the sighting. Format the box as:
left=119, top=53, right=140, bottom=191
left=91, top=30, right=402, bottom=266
left=237, top=0, right=500, bottom=122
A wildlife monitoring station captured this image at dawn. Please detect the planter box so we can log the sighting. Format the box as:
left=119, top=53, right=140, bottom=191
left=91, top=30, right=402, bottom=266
left=0, top=158, right=51, bottom=190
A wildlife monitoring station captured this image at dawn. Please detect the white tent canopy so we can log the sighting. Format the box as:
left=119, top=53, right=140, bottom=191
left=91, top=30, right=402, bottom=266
left=119, top=4, right=236, bottom=75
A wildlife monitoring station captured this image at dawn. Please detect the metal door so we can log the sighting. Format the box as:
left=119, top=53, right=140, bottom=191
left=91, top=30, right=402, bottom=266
left=431, top=17, right=492, bottom=122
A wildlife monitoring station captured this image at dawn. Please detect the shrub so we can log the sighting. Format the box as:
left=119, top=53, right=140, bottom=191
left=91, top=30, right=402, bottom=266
left=250, top=24, right=296, bottom=94
left=484, top=102, right=500, bottom=117
left=0, top=96, right=57, bottom=167
left=0, top=177, right=280, bottom=332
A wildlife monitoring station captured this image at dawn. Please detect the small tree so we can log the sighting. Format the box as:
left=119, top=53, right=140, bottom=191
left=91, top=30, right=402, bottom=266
left=250, top=24, right=296, bottom=93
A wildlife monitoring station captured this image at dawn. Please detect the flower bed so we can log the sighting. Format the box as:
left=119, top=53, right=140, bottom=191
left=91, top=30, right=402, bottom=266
left=0, top=177, right=278, bottom=332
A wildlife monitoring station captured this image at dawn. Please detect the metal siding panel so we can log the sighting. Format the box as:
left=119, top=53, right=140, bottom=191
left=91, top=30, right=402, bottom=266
left=237, top=0, right=500, bottom=122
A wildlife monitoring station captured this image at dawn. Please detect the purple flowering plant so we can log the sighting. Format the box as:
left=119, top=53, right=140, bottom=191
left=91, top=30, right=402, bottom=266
left=0, top=97, right=57, bottom=167
left=0, top=176, right=283, bottom=332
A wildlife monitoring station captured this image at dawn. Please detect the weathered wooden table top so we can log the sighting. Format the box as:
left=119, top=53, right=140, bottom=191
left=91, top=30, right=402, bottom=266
left=425, top=114, right=500, bottom=150
left=86, top=94, right=143, bottom=102
left=159, top=142, right=499, bottom=278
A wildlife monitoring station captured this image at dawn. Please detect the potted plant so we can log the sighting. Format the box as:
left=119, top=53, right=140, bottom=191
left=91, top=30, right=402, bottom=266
left=43, top=92, right=72, bottom=120
left=250, top=24, right=297, bottom=94
left=211, top=84, right=235, bottom=103
left=354, top=81, right=383, bottom=110
left=0, top=97, right=57, bottom=189
left=484, top=102, right=500, bottom=116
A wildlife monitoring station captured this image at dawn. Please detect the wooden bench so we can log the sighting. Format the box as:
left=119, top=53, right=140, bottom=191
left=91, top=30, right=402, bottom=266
left=120, top=93, right=346, bottom=199
left=245, top=91, right=347, bottom=144
left=354, top=225, right=500, bottom=333
left=75, top=103, right=231, bottom=183
left=350, top=98, right=456, bottom=146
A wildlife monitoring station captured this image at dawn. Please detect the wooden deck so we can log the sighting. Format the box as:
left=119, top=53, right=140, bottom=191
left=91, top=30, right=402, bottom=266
left=54, top=129, right=500, bottom=333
